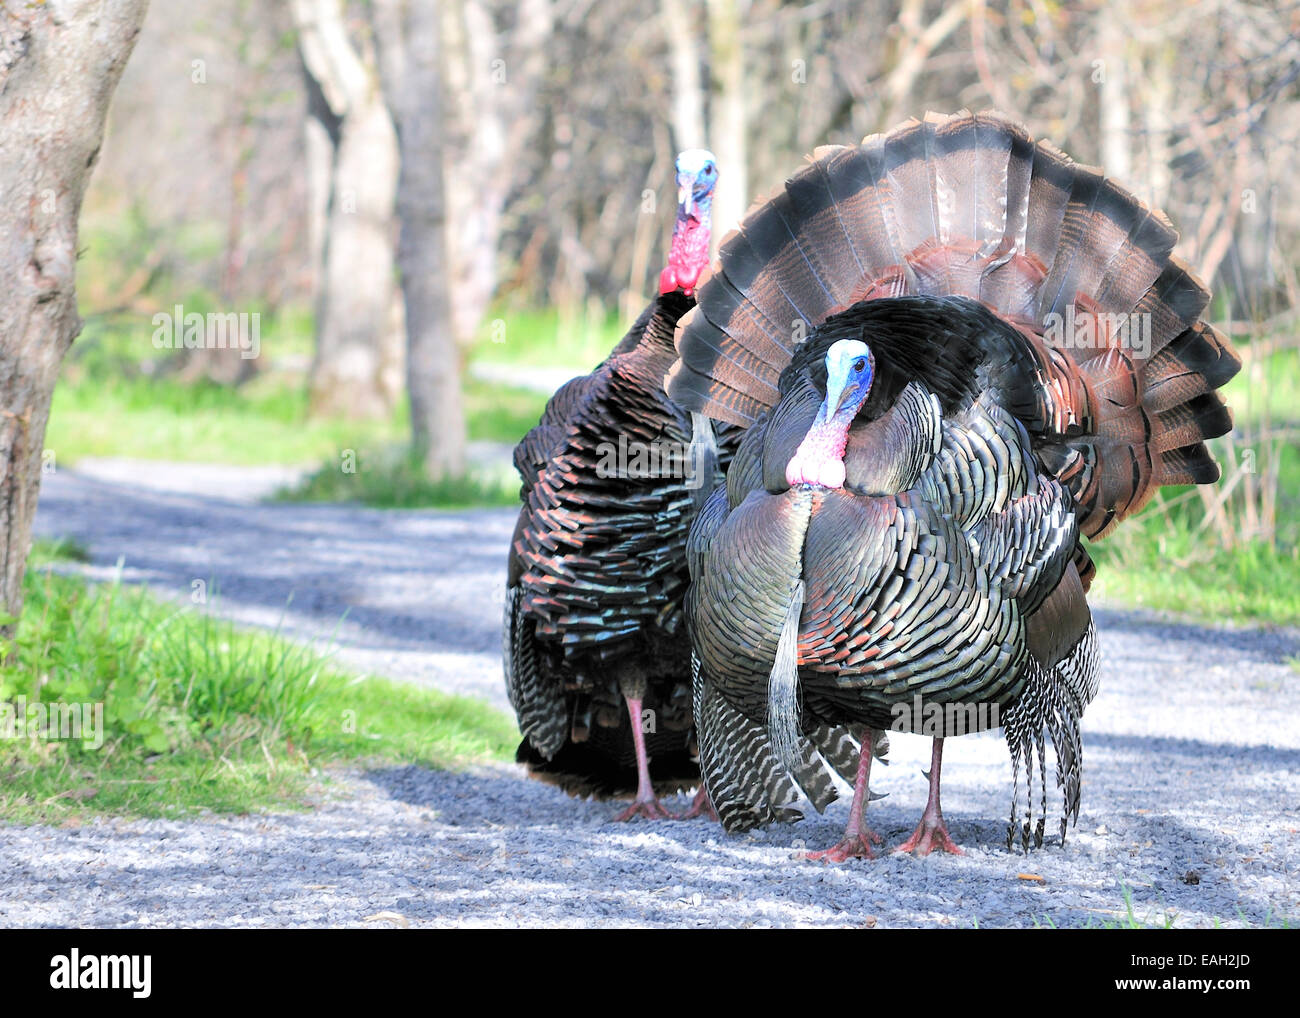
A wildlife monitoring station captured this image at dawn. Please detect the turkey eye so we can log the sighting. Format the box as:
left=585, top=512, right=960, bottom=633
left=853, top=358, right=866, bottom=372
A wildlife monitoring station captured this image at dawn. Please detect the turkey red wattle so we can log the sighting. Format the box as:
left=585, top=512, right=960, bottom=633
left=659, top=148, right=717, bottom=297
left=659, top=212, right=711, bottom=297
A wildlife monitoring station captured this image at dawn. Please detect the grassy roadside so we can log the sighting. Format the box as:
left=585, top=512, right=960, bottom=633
left=1089, top=520, right=1300, bottom=628
left=468, top=305, right=625, bottom=373
left=0, top=542, right=516, bottom=824
left=45, top=370, right=546, bottom=468
left=1088, top=344, right=1299, bottom=628
left=278, top=447, right=519, bottom=508
left=47, top=311, right=548, bottom=509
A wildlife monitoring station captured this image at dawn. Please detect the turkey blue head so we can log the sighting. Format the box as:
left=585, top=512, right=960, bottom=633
left=659, top=148, right=718, bottom=297
left=785, top=339, right=875, bottom=489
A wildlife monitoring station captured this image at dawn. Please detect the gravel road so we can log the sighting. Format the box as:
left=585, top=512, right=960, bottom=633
left=2, top=459, right=1297, bottom=928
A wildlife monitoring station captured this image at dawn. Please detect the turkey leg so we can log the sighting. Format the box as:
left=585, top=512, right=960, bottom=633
left=613, top=696, right=680, bottom=821
left=896, top=737, right=964, bottom=856
left=803, top=728, right=882, bottom=862
left=681, top=785, right=718, bottom=821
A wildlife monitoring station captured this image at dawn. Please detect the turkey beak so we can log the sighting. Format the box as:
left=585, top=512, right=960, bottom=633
left=677, top=176, right=695, bottom=220
left=830, top=378, right=861, bottom=417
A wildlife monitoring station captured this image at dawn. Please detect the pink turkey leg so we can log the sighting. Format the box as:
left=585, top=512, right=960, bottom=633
left=802, top=729, right=882, bottom=862
left=681, top=785, right=717, bottom=821
left=896, top=737, right=964, bottom=856
left=613, top=697, right=680, bottom=821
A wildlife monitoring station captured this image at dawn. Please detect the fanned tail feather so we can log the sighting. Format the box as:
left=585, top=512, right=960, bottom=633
left=667, top=109, right=1240, bottom=851
left=667, top=109, right=1241, bottom=542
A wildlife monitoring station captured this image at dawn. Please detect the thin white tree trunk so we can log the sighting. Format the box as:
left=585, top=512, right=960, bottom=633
left=706, top=0, right=747, bottom=239
left=1143, top=42, right=1173, bottom=210
left=441, top=0, right=551, bottom=349
left=370, top=0, right=465, bottom=477
left=1098, top=14, right=1131, bottom=185
left=0, top=0, right=150, bottom=629
left=293, top=0, right=401, bottom=419
left=663, top=0, right=707, bottom=151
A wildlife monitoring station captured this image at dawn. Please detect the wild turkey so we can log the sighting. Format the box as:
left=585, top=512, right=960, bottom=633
left=503, top=150, right=728, bottom=820
left=668, top=110, right=1241, bottom=857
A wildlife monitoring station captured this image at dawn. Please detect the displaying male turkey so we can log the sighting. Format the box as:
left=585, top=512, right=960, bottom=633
left=669, top=110, right=1241, bottom=857
left=503, top=150, right=727, bottom=820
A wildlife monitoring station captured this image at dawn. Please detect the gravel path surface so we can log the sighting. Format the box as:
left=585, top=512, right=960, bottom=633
left=3, top=460, right=1297, bottom=928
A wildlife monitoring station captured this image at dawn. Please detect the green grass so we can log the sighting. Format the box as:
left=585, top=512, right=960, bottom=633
left=0, top=561, right=516, bottom=824
left=1089, top=521, right=1300, bottom=626
left=47, top=368, right=397, bottom=466
left=1087, top=343, right=1300, bottom=628
left=1086, top=887, right=1177, bottom=929
left=1218, top=332, right=1300, bottom=430
left=463, top=376, right=552, bottom=444
left=468, top=305, right=626, bottom=373
left=279, top=446, right=519, bottom=508
left=28, top=537, right=91, bottom=566
left=45, top=365, right=545, bottom=470
left=1088, top=439, right=1300, bottom=627
left=54, top=291, right=548, bottom=470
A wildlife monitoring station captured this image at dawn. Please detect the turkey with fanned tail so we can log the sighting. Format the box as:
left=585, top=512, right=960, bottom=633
left=668, top=110, right=1241, bottom=857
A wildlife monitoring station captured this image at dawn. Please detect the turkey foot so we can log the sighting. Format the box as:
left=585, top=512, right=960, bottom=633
left=802, top=728, right=880, bottom=862
left=896, top=812, right=963, bottom=856
left=895, top=738, right=964, bottom=856
left=680, top=786, right=717, bottom=821
left=612, top=696, right=679, bottom=822
left=802, top=827, right=883, bottom=862
left=614, top=796, right=679, bottom=822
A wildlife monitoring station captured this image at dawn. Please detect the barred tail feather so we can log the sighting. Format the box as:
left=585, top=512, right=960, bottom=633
left=1003, top=621, right=1099, bottom=850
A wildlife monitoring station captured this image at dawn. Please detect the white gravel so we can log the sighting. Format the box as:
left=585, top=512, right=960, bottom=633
left=3, top=460, right=1296, bottom=928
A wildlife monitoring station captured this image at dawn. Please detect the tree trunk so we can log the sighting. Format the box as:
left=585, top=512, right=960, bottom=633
left=706, top=0, right=747, bottom=238
left=369, top=0, right=465, bottom=477
left=1098, top=13, right=1131, bottom=186
left=292, top=0, right=401, bottom=419
left=0, top=0, right=149, bottom=632
left=441, top=0, right=551, bottom=349
left=663, top=0, right=707, bottom=151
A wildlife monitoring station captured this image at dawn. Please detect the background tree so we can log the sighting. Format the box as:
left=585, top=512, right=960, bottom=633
left=292, top=0, right=402, bottom=419
left=369, top=0, right=464, bottom=476
left=56, top=0, right=1299, bottom=524
left=441, top=0, right=552, bottom=350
